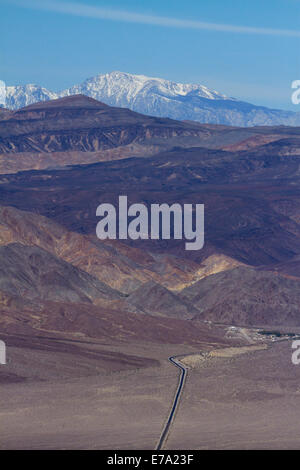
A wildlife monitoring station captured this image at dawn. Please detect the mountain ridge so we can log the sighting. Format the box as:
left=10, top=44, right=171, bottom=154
left=5, top=71, right=300, bottom=127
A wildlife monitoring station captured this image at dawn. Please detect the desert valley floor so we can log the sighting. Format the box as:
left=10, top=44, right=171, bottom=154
left=1, top=332, right=300, bottom=450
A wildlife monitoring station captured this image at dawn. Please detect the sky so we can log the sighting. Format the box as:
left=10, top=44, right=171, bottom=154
left=1, top=0, right=300, bottom=110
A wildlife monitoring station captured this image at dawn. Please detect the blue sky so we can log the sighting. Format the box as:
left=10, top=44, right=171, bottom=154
left=1, top=0, right=300, bottom=110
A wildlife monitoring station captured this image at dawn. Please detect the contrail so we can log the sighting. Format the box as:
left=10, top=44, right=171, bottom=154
left=7, top=0, right=300, bottom=38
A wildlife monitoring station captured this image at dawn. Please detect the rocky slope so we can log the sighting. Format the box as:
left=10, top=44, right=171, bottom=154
left=181, top=266, right=300, bottom=327
left=126, top=281, right=199, bottom=318
left=0, top=205, right=209, bottom=293
left=0, top=242, right=123, bottom=304
left=0, top=95, right=208, bottom=154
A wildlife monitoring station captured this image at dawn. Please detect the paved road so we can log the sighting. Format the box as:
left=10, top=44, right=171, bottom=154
left=156, top=356, right=187, bottom=450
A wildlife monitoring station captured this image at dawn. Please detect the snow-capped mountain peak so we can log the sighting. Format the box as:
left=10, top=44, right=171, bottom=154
left=63, top=71, right=229, bottom=103
left=6, top=84, right=57, bottom=110
left=3, top=71, right=300, bottom=126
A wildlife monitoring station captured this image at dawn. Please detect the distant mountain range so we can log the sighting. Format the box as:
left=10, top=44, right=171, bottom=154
left=5, top=71, right=300, bottom=127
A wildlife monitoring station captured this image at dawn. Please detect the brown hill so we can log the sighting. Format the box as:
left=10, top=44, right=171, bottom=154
left=0, top=205, right=206, bottom=293
left=3, top=95, right=299, bottom=175
left=181, top=266, right=300, bottom=327
left=126, top=281, right=199, bottom=318
left=0, top=107, right=13, bottom=121
left=0, top=95, right=217, bottom=173
left=1, top=95, right=299, bottom=175
left=0, top=290, right=228, bottom=347
left=0, top=243, right=123, bottom=304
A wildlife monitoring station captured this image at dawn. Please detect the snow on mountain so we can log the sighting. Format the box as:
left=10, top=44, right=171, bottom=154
left=61, top=71, right=229, bottom=104
left=6, top=84, right=57, bottom=110
left=4, top=72, right=300, bottom=127
left=60, top=71, right=240, bottom=122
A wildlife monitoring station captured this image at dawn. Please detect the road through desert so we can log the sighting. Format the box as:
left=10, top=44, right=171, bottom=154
left=156, top=356, right=188, bottom=450
left=1, top=336, right=300, bottom=449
